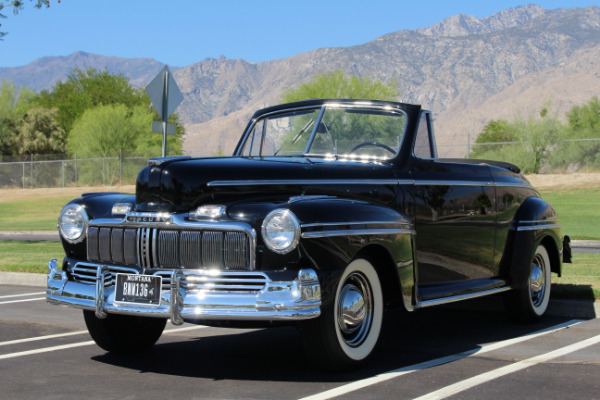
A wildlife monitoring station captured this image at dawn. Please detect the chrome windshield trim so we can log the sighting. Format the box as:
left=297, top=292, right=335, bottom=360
left=236, top=103, right=408, bottom=159
left=304, top=106, right=327, bottom=154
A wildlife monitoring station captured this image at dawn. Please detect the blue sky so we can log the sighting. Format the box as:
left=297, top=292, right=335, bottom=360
left=1, top=0, right=599, bottom=67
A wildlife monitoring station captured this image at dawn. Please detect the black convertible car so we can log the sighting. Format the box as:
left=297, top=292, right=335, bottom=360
left=47, top=99, right=570, bottom=370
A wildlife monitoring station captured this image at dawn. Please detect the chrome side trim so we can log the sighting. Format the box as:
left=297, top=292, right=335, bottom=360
left=207, top=178, right=533, bottom=189
left=516, top=224, right=561, bottom=232
left=207, top=179, right=401, bottom=187
left=417, top=286, right=511, bottom=309
left=302, top=228, right=415, bottom=238
left=301, top=221, right=411, bottom=228
left=414, top=180, right=495, bottom=187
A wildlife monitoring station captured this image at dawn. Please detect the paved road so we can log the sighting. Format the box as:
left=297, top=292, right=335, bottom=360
left=1, top=284, right=599, bottom=400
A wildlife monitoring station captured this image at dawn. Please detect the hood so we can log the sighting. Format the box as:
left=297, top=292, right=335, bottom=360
left=135, top=156, right=396, bottom=212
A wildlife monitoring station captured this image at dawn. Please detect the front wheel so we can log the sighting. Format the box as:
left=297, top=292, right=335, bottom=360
left=83, top=310, right=167, bottom=353
left=298, top=258, right=383, bottom=370
left=505, top=244, right=552, bottom=322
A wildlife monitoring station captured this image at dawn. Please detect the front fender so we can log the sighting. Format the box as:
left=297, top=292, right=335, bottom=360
left=289, top=198, right=416, bottom=311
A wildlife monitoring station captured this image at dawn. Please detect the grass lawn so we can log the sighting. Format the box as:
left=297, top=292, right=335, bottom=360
left=0, top=240, right=64, bottom=273
left=539, top=188, right=600, bottom=240
left=0, top=195, right=75, bottom=231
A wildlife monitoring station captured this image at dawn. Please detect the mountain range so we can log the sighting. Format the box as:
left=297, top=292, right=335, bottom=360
left=2, top=4, right=600, bottom=157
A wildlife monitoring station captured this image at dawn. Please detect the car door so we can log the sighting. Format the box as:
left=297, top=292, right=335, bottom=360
left=410, top=112, right=497, bottom=301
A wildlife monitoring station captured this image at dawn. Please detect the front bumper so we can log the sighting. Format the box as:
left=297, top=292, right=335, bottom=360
left=46, top=259, right=321, bottom=324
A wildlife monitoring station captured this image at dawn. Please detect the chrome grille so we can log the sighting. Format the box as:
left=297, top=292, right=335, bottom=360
left=70, top=263, right=138, bottom=286
left=87, top=227, right=252, bottom=270
left=70, top=265, right=267, bottom=293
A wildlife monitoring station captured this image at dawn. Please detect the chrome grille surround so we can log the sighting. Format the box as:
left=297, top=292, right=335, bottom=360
left=86, top=214, right=256, bottom=271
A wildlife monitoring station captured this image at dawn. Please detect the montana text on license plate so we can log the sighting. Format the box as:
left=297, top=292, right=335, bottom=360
left=115, top=274, right=162, bottom=305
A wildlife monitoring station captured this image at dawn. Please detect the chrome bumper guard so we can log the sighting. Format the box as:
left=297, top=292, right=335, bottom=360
left=46, top=259, right=321, bottom=324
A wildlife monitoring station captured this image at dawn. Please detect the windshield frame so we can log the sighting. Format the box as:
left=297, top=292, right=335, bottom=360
left=236, top=102, right=408, bottom=161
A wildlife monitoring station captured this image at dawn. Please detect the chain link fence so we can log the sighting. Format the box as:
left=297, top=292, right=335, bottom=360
left=438, top=138, right=600, bottom=173
left=1, top=138, right=599, bottom=189
left=0, top=151, right=149, bottom=188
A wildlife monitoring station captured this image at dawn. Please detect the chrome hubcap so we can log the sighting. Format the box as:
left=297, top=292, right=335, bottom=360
left=529, top=253, right=547, bottom=307
left=337, top=272, right=373, bottom=347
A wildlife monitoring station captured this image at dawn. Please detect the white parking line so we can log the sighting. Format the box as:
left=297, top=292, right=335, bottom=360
left=0, top=297, right=45, bottom=305
left=0, top=324, right=207, bottom=360
left=298, top=319, right=583, bottom=400
left=0, top=330, right=88, bottom=347
left=0, top=292, right=44, bottom=299
left=413, top=333, right=600, bottom=400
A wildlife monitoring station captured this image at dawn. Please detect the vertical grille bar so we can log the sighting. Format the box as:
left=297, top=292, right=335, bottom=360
left=123, top=228, right=137, bottom=265
left=98, top=228, right=112, bottom=263
left=87, top=227, right=99, bottom=261
left=202, top=231, right=223, bottom=269
left=110, top=228, right=124, bottom=264
left=158, top=230, right=179, bottom=268
left=180, top=231, right=202, bottom=268
left=224, top=232, right=248, bottom=270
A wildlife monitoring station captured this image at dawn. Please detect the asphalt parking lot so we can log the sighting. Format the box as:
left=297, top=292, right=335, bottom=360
left=1, top=284, right=599, bottom=400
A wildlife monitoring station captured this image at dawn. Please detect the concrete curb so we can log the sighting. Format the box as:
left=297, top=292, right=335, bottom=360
left=0, top=271, right=47, bottom=287
left=1, top=271, right=597, bottom=319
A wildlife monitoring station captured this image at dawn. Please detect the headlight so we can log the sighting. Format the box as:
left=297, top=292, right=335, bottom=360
left=58, top=204, right=89, bottom=243
left=261, top=209, right=300, bottom=254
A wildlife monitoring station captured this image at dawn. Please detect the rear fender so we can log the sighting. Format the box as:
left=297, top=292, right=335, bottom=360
left=504, top=197, right=563, bottom=289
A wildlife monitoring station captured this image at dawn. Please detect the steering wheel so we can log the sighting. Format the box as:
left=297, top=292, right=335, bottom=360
left=349, top=141, right=396, bottom=155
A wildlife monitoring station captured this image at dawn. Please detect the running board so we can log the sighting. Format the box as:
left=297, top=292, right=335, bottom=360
left=417, top=286, right=511, bottom=309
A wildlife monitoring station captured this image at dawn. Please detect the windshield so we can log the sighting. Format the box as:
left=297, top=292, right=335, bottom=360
left=239, top=105, right=407, bottom=159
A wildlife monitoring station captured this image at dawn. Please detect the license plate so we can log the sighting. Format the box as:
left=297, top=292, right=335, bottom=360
left=115, top=274, right=162, bottom=305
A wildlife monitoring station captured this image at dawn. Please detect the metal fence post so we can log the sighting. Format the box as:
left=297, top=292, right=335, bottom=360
left=30, top=153, right=33, bottom=188
left=120, top=149, right=123, bottom=186
left=75, top=152, right=78, bottom=186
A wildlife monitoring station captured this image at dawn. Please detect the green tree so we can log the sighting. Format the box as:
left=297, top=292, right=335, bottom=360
left=35, top=68, right=149, bottom=134
left=550, top=97, right=600, bottom=171
left=68, top=104, right=181, bottom=184
left=471, top=106, right=561, bottom=173
left=0, top=80, right=35, bottom=154
left=14, top=106, right=64, bottom=154
left=69, top=104, right=154, bottom=157
left=281, top=70, right=399, bottom=103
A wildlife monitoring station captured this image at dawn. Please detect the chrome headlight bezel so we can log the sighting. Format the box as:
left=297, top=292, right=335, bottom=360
left=58, top=204, right=89, bottom=243
left=261, top=209, right=301, bottom=254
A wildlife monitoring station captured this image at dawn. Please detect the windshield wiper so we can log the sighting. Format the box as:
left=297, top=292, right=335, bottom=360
left=292, top=119, right=315, bottom=144
left=274, top=119, right=314, bottom=156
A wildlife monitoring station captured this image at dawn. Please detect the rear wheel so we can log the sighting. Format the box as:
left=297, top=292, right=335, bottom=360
left=299, top=258, right=383, bottom=370
left=83, top=310, right=167, bottom=353
left=505, top=244, right=552, bottom=322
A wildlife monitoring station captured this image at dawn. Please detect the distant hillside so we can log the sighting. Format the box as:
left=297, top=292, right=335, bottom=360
left=2, top=5, right=600, bottom=157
